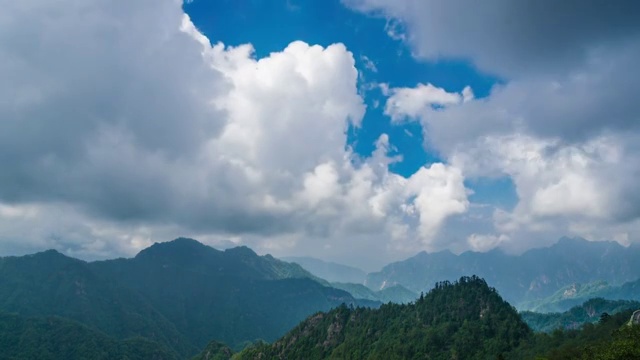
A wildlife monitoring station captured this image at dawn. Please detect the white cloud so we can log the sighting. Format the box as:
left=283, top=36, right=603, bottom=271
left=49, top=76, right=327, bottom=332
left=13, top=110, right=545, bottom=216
left=467, top=233, right=509, bottom=252
left=383, top=83, right=464, bottom=122
left=0, top=0, right=471, bottom=268
left=360, top=55, right=378, bottom=73
left=405, top=164, right=468, bottom=242
left=453, top=134, right=620, bottom=221
left=357, top=0, right=640, bottom=251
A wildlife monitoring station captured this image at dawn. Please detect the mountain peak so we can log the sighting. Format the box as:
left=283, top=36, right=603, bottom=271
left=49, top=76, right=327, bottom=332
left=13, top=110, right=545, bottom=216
left=556, top=236, right=588, bottom=246
left=135, top=237, right=214, bottom=260
left=553, top=236, right=624, bottom=251
left=168, top=237, right=205, bottom=246
left=243, top=276, right=529, bottom=359
left=35, top=249, right=64, bottom=257
left=28, top=249, right=77, bottom=263
left=224, top=246, right=257, bottom=257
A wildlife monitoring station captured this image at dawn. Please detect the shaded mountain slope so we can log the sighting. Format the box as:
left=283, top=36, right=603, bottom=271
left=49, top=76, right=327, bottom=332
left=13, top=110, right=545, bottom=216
left=0, top=249, right=194, bottom=356
left=89, top=238, right=361, bottom=349
left=0, top=238, right=366, bottom=356
left=0, top=311, right=178, bottom=360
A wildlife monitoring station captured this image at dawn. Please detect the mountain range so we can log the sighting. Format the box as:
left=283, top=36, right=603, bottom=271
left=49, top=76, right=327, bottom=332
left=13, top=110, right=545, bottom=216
left=521, top=297, right=640, bottom=332
left=281, top=257, right=418, bottom=304
left=0, top=238, right=370, bottom=357
left=519, top=278, right=640, bottom=313
left=365, top=237, right=640, bottom=308
left=2, top=236, right=640, bottom=359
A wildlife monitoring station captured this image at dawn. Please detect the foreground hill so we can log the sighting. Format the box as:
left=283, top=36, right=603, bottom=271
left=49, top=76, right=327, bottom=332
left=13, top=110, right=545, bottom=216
left=0, top=238, right=365, bottom=356
left=366, top=237, right=640, bottom=307
left=0, top=312, right=178, bottom=360
left=198, top=279, right=640, bottom=360
left=237, top=276, right=531, bottom=359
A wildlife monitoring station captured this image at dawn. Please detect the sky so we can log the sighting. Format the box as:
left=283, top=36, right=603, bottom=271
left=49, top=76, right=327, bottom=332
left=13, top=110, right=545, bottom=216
left=1, top=0, right=640, bottom=270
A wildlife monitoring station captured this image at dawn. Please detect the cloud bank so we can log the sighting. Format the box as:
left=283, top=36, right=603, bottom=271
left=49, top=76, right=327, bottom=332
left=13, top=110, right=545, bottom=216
left=0, top=0, right=470, bottom=268
left=348, top=0, right=640, bottom=253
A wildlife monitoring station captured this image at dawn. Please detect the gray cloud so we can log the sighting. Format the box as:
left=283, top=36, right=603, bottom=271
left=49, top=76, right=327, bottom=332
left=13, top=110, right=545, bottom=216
left=0, top=0, right=226, bottom=206
left=345, top=0, right=640, bottom=77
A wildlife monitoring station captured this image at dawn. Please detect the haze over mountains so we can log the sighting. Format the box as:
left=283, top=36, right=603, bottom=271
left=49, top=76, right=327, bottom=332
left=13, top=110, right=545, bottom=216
left=280, top=256, right=367, bottom=284
left=520, top=278, right=640, bottom=313
left=285, top=236, right=640, bottom=309
left=365, top=237, right=640, bottom=309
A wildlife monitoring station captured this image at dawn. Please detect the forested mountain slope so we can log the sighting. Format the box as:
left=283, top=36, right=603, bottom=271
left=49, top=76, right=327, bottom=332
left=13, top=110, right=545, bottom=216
left=0, top=238, right=366, bottom=356
left=0, top=312, right=178, bottom=360
left=521, top=298, right=640, bottom=332
left=237, top=276, right=531, bottom=360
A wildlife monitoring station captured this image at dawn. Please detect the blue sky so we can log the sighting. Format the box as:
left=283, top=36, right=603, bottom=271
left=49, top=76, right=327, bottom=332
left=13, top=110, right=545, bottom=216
left=184, top=0, right=514, bottom=209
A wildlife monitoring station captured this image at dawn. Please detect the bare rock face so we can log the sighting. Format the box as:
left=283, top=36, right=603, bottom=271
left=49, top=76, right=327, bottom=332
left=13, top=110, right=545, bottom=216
left=630, top=310, right=640, bottom=326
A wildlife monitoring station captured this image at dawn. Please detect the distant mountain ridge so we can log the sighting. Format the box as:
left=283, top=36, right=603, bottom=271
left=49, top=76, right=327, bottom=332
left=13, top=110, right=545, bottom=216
left=330, top=282, right=418, bottom=304
left=521, top=298, right=640, bottom=332
left=520, top=278, right=640, bottom=313
left=281, top=256, right=367, bottom=284
left=282, top=255, right=418, bottom=303
left=0, top=238, right=369, bottom=357
left=365, top=237, right=640, bottom=308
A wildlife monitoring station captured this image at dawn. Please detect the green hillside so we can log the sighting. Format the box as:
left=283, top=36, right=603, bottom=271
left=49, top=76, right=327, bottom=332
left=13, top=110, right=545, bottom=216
left=0, top=312, right=178, bottom=360
left=237, top=276, right=531, bottom=360
left=521, top=298, right=640, bottom=332
left=0, top=238, right=366, bottom=356
left=0, top=249, right=194, bottom=356
left=520, top=279, right=640, bottom=313
left=90, top=239, right=360, bottom=349
left=509, top=309, right=640, bottom=359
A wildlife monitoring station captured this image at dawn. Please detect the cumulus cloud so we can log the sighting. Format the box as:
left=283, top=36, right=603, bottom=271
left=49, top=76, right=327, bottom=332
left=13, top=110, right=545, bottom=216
left=0, top=0, right=471, bottom=267
left=382, top=83, right=470, bottom=122
left=467, top=233, right=509, bottom=253
left=366, top=0, right=640, bottom=251
left=381, top=76, right=640, bottom=251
